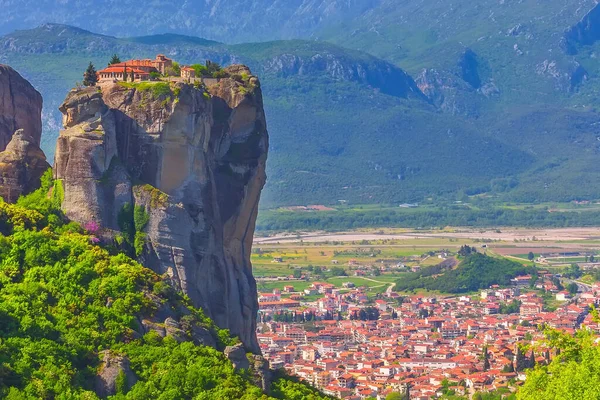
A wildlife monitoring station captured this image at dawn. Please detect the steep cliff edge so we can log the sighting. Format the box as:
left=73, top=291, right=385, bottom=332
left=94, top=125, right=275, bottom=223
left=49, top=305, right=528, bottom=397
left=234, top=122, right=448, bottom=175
left=0, top=65, right=43, bottom=151
left=54, top=67, right=268, bottom=353
left=0, top=65, right=49, bottom=202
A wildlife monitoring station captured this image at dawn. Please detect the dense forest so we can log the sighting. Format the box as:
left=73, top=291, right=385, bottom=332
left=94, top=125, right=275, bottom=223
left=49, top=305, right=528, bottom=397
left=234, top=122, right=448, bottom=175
left=395, top=253, right=535, bottom=293
left=0, top=171, right=331, bottom=399
left=256, top=207, right=600, bottom=232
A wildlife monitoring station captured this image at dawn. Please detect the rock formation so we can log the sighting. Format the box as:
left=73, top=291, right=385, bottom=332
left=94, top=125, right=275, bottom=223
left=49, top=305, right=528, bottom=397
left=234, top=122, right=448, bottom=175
left=0, top=129, right=50, bottom=202
left=0, top=65, right=48, bottom=202
left=54, top=66, right=268, bottom=353
left=95, top=351, right=138, bottom=397
left=0, top=65, right=43, bottom=151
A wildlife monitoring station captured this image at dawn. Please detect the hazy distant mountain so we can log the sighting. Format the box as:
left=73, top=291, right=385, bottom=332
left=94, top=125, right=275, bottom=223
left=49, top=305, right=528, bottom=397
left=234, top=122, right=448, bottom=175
left=0, top=0, right=378, bottom=41
left=3, top=0, right=600, bottom=206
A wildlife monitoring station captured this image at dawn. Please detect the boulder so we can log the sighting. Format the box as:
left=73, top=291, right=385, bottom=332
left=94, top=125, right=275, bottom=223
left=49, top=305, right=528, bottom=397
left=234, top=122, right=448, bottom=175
left=224, top=343, right=250, bottom=370
left=95, top=351, right=137, bottom=398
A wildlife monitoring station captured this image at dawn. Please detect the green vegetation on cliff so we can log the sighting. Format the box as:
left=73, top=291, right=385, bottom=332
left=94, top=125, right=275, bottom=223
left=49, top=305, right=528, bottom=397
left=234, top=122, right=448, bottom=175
left=518, top=321, right=600, bottom=399
left=0, top=171, right=330, bottom=399
left=395, top=253, right=535, bottom=293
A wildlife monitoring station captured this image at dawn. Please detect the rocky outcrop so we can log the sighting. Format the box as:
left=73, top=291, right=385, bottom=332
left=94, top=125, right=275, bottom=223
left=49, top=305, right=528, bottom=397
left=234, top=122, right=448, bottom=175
left=261, top=51, right=427, bottom=99
left=535, top=59, right=588, bottom=92
left=54, top=66, right=268, bottom=353
left=224, top=343, right=250, bottom=370
left=250, top=354, right=273, bottom=394
left=95, top=351, right=138, bottom=398
left=415, top=69, right=482, bottom=117
left=0, top=129, right=50, bottom=202
left=0, top=65, right=43, bottom=152
left=563, top=3, right=600, bottom=55
left=0, top=65, right=48, bottom=202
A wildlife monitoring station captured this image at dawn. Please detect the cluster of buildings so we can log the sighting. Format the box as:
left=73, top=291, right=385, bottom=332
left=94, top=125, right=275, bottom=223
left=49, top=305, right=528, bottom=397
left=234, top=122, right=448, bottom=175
left=256, top=278, right=600, bottom=399
left=97, top=54, right=202, bottom=82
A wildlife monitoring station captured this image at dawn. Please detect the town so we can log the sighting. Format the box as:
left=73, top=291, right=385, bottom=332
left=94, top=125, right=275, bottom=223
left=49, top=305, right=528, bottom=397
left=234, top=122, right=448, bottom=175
left=250, top=229, right=600, bottom=400
left=256, top=276, right=597, bottom=399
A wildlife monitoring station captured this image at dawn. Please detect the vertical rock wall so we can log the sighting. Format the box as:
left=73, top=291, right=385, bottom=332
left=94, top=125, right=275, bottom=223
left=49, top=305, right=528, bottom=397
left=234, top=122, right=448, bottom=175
left=54, top=67, right=268, bottom=352
left=0, top=65, right=49, bottom=202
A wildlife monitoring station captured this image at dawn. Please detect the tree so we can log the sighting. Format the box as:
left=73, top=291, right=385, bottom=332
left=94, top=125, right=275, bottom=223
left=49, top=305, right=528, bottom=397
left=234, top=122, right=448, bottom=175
left=386, top=393, right=403, bottom=400
left=481, top=345, right=491, bottom=371
left=108, top=54, right=121, bottom=65
left=458, top=244, right=477, bottom=257
left=83, top=62, right=98, bottom=86
left=529, top=351, right=536, bottom=369
left=206, top=60, right=222, bottom=74
left=329, top=267, right=347, bottom=277
left=564, top=264, right=582, bottom=279
left=502, top=363, right=515, bottom=373
left=567, top=282, right=578, bottom=295
left=166, top=62, right=181, bottom=77
left=528, top=252, right=535, bottom=261
left=519, top=325, right=600, bottom=399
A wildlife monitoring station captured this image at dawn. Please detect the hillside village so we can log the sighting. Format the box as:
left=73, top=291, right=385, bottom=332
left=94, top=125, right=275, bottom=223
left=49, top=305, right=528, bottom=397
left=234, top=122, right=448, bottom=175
left=255, top=266, right=598, bottom=399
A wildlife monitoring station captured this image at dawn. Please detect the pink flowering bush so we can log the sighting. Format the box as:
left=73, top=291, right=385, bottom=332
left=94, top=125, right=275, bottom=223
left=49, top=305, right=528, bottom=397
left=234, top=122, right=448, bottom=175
left=83, top=220, right=100, bottom=234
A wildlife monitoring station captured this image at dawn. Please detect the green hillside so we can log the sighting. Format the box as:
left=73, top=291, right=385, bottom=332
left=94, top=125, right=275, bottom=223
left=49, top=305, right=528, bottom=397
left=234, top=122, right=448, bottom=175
left=395, top=252, right=535, bottom=293
left=0, top=171, right=330, bottom=399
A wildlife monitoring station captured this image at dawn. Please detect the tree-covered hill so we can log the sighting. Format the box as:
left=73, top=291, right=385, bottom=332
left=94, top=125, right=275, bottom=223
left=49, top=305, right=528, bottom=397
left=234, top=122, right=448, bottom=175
left=0, top=170, right=330, bottom=399
left=395, top=252, right=535, bottom=293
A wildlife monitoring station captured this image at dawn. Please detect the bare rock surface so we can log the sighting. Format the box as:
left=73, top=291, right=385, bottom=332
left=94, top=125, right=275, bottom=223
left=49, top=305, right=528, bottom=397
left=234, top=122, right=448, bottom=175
left=0, top=65, right=48, bottom=202
left=94, top=351, right=137, bottom=398
left=224, top=343, right=250, bottom=370
left=0, top=129, right=49, bottom=202
left=0, top=65, right=43, bottom=152
left=54, top=67, right=268, bottom=353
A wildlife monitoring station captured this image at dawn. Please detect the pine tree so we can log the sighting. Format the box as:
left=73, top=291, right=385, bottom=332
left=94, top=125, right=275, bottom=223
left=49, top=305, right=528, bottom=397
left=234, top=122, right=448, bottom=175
left=482, top=345, right=490, bottom=371
left=529, top=350, right=536, bottom=368
left=83, top=62, right=98, bottom=87
left=109, top=54, right=121, bottom=66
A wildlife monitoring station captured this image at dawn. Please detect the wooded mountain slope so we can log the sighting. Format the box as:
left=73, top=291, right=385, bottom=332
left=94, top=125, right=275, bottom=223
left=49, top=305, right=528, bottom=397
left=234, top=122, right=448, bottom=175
left=3, top=0, right=600, bottom=206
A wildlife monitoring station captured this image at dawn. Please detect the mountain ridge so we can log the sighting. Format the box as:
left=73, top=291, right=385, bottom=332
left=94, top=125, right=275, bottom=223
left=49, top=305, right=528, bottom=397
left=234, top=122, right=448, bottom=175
left=3, top=17, right=600, bottom=207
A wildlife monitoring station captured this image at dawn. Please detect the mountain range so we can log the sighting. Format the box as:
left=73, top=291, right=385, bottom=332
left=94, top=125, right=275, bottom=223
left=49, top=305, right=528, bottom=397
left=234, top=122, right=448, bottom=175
left=2, top=1, right=600, bottom=207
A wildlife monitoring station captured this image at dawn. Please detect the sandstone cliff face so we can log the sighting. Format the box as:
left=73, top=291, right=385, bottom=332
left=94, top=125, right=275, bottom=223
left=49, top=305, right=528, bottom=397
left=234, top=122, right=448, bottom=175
left=0, top=65, right=43, bottom=151
left=0, top=65, right=48, bottom=202
left=54, top=66, right=268, bottom=353
left=0, top=129, right=50, bottom=202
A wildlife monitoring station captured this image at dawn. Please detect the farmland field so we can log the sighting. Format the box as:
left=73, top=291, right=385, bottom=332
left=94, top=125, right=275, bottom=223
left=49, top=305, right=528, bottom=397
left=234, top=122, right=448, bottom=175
left=252, top=227, right=600, bottom=295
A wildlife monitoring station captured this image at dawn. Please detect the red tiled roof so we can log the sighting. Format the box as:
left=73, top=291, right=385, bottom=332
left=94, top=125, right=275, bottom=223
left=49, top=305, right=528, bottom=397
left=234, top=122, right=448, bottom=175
left=98, top=66, right=150, bottom=74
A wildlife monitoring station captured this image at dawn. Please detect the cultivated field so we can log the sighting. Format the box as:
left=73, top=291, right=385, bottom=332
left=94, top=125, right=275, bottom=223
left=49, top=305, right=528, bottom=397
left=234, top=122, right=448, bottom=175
left=252, top=227, right=600, bottom=295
